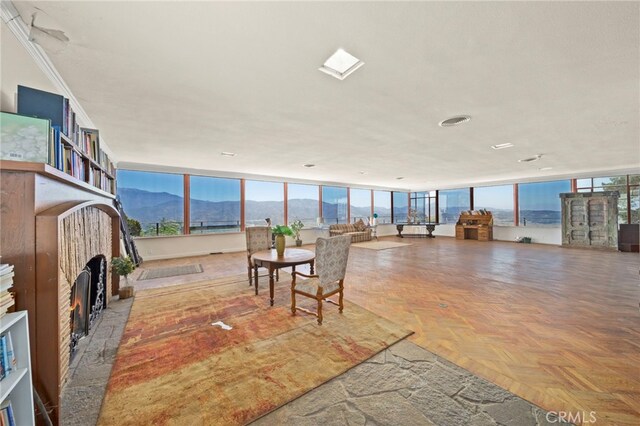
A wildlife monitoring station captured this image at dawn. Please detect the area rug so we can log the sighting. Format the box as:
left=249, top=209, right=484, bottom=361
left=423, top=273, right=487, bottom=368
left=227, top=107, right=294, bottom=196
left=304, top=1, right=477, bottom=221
left=352, top=241, right=412, bottom=250
left=137, top=263, right=203, bottom=280
left=98, top=273, right=411, bottom=425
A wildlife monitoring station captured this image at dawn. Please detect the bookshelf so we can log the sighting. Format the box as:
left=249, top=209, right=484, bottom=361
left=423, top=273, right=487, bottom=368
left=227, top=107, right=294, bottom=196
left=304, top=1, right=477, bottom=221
left=6, top=85, right=116, bottom=195
left=0, top=311, right=35, bottom=426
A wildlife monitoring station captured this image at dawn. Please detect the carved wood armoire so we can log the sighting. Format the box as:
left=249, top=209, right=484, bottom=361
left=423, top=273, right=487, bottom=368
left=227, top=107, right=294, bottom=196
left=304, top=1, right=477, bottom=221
left=560, top=191, right=619, bottom=250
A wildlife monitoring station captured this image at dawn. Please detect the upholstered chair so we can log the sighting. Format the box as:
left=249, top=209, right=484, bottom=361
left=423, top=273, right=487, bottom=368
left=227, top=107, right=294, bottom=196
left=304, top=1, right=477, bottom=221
left=245, top=226, right=278, bottom=288
left=291, top=235, right=351, bottom=325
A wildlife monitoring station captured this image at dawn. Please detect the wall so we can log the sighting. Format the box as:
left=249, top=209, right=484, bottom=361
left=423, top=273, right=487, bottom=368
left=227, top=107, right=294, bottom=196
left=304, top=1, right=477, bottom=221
left=135, top=224, right=399, bottom=261
left=433, top=224, right=561, bottom=245
left=0, top=21, right=57, bottom=112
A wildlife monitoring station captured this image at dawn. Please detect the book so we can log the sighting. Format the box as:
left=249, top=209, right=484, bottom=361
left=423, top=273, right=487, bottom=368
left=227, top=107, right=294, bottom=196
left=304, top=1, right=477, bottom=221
left=0, top=335, right=6, bottom=380
left=0, top=112, right=50, bottom=163
left=17, top=85, right=67, bottom=134
left=4, top=332, right=15, bottom=374
left=0, top=401, right=14, bottom=426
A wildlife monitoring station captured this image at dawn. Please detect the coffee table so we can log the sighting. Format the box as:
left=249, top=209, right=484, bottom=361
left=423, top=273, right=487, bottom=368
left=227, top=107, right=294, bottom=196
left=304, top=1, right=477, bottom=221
left=251, top=248, right=315, bottom=306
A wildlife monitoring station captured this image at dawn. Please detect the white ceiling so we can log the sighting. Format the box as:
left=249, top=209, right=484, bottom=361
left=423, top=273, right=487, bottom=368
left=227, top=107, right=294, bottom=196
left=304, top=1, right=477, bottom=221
left=9, top=1, right=640, bottom=190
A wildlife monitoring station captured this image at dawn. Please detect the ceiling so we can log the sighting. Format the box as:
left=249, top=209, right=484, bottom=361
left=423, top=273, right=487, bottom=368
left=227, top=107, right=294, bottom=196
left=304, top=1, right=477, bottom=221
left=7, top=1, right=640, bottom=190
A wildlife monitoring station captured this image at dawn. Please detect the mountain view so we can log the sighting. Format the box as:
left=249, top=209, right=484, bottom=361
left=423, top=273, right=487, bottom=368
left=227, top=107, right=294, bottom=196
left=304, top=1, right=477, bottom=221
left=118, top=188, right=393, bottom=235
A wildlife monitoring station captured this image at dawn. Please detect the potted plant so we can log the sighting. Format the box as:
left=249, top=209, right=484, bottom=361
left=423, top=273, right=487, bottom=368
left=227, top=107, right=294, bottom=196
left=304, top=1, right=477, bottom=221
left=112, top=256, right=135, bottom=299
left=290, top=220, right=304, bottom=246
left=271, top=225, right=293, bottom=257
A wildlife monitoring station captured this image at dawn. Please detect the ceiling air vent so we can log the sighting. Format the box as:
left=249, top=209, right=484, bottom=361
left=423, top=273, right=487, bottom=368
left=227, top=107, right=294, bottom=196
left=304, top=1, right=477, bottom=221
left=439, top=116, right=471, bottom=127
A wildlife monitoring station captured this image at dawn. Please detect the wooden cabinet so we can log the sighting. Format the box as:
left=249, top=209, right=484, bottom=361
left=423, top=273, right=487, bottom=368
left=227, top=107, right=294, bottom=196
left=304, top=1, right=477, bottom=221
left=560, top=192, right=619, bottom=250
left=456, top=212, right=493, bottom=241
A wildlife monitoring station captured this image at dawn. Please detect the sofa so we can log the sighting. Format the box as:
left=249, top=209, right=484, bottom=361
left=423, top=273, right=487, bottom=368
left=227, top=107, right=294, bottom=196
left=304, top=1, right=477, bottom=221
left=329, top=220, right=372, bottom=243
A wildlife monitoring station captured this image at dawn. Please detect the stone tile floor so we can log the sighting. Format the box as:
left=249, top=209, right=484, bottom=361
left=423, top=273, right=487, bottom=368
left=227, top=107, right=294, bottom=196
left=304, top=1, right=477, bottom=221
left=60, top=296, right=568, bottom=426
left=253, top=340, right=567, bottom=426
left=60, top=297, right=133, bottom=426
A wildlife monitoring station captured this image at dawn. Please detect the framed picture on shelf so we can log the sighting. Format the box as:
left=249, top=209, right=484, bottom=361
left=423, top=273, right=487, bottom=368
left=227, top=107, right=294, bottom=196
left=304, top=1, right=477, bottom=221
left=0, top=112, right=50, bottom=163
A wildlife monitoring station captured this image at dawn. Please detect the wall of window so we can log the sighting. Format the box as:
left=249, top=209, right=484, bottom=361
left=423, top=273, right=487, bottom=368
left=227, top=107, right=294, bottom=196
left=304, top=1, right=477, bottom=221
left=410, top=191, right=437, bottom=223
left=190, top=176, right=241, bottom=234
left=392, top=192, right=409, bottom=223
left=577, top=175, right=639, bottom=224
left=288, top=183, right=319, bottom=227
left=438, top=188, right=470, bottom=224
left=245, top=180, right=284, bottom=226
left=373, top=191, right=392, bottom=224
left=519, top=180, right=571, bottom=226
left=350, top=189, right=372, bottom=223
left=474, top=185, right=514, bottom=226
left=322, top=186, right=348, bottom=224
left=117, top=170, right=184, bottom=236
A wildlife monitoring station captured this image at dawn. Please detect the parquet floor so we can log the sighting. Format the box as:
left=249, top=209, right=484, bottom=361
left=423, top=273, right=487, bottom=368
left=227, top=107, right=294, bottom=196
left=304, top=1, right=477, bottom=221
left=134, top=237, right=640, bottom=425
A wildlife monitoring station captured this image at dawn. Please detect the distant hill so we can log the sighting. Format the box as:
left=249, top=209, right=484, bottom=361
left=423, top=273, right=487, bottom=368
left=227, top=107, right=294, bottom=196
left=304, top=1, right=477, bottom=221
left=118, top=187, right=392, bottom=225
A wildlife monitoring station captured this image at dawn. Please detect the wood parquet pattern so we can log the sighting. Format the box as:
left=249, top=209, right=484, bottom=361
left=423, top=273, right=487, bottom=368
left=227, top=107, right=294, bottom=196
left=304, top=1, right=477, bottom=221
left=136, top=238, right=640, bottom=425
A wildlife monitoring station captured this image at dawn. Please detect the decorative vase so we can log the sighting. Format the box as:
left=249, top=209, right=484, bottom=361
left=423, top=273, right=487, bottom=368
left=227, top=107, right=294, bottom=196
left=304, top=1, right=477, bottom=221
left=295, top=238, right=302, bottom=247
left=275, top=234, right=286, bottom=256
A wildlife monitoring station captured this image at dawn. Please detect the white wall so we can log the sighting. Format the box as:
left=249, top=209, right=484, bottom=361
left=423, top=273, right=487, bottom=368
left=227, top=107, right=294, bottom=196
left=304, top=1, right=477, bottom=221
left=135, top=224, right=400, bottom=261
left=433, top=223, right=561, bottom=245
left=0, top=21, right=57, bottom=112
left=135, top=222, right=561, bottom=261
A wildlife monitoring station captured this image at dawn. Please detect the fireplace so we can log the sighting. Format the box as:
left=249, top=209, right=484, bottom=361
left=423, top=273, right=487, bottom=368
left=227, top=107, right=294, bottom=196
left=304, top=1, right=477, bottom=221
left=69, top=256, right=107, bottom=359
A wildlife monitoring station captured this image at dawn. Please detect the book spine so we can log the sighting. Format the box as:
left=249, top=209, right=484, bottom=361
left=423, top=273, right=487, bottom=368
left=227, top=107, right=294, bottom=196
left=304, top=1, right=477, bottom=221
left=5, top=332, right=15, bottom=373
left=0, top=335, right=6, bottom=380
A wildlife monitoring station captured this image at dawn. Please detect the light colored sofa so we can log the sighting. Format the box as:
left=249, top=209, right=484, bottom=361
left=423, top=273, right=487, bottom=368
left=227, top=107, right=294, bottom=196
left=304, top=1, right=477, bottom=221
left=329, top=222, right=372, bottom=243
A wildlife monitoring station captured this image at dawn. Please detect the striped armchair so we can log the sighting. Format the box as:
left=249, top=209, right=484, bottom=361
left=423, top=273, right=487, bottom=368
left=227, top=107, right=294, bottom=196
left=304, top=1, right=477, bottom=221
left=329, top=223, right=372, bottom=243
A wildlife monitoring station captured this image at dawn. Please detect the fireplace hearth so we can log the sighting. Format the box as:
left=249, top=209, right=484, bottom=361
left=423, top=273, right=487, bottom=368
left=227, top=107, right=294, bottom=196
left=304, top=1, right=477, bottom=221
left=69, top=256, right=107, bottom=360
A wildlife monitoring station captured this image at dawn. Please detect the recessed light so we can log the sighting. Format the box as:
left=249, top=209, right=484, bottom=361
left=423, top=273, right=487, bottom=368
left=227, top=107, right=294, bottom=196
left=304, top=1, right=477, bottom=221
left=518, top=154, right=543, bottom=163
left=491, top=143, right=514, bottom=150
left=539, top=167, right=553, bottom=171
left=359, top=171, right=367, bottom=175
left=318, top=48, right=364, bottom=80
left=439, top=115, right=471, bottom=127
left=221, top=152, right=236, bottom=157
left=303, top=163, right=316, bottom=168
left=396, top=177, right=404, bottom=180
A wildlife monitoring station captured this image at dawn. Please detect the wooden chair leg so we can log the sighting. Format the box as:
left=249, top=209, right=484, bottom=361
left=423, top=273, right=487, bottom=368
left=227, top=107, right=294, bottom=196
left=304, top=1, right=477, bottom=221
left=276, top=269, right=279, bottom=281
left=339, top=289, right=344, bottom=313
left=291, top=292, right=296, bottom=315
left=317, top=298, right=323, bottom=325
left=248, top=265, right=252, bottom=285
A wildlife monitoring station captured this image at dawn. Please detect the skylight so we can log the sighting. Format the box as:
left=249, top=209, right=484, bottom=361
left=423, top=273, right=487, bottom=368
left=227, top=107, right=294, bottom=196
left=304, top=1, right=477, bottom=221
left=319, top=48, right=364, bottom=80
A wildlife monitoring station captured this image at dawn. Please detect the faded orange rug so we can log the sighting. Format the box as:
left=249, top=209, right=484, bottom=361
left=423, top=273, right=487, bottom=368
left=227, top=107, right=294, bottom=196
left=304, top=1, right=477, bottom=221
left=98, top=273, right=411, bottom=425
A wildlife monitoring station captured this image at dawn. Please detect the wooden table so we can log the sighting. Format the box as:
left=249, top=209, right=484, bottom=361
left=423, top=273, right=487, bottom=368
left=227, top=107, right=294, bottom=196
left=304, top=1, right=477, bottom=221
left=251, top=248, right=315, bottom=306
left=396, top=223, right=438, bottom=238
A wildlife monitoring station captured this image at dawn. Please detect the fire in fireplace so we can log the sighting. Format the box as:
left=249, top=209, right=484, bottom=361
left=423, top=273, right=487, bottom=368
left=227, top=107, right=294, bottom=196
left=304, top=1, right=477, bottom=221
left=69, top=255, right=107, bottom=359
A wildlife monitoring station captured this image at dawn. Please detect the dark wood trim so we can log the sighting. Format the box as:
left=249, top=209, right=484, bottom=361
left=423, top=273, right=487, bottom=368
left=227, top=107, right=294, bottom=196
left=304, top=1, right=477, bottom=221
left=283, top=182, right=288, bottom=225
left=0, top=160, right=115, bottom=199
left=470, top=187, right=474, bottom=210
left=514, top=183, right=519, bottom=226
left=183, top=174, right=190, bottom=235
left=571, top=178, right=578, bottom=193
left=626, top=175, right=632, bottom=224
left=435, top=190, right=440, bottom=224
left=240, top=179, right=246, bottom=232
left=318, top=185, right=323, bottom=220
left=347, top=187, right=351, bottom=223
left=390, top=192, right=395, bottom=223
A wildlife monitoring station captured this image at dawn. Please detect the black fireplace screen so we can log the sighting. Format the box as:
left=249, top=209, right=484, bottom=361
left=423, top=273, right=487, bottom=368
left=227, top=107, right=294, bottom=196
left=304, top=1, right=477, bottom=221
left=69, top=256, right=107, bottom=359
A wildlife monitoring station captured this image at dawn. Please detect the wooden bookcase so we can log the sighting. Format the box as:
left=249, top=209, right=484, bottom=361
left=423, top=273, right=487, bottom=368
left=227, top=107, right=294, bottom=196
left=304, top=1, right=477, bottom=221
left=0, top=311, right=35, bottom=426
left=59, top=132, right=116, bottom=194
left=455, top=212, right=494, bottom=241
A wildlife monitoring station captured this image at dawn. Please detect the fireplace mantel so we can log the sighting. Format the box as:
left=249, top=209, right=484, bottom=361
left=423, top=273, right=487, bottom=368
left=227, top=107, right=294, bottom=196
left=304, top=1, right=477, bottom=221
left=0, top=161, right=120, bottom=424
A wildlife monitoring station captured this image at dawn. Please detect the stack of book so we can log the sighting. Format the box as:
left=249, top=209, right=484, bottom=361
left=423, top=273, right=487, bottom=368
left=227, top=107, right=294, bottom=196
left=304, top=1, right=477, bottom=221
left=0, top=401, right=15, bottom=426
left=0, top=265, right=15, bottom=319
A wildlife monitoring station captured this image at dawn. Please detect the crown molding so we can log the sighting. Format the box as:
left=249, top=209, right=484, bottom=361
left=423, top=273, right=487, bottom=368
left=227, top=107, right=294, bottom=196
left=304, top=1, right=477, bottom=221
left=0, top=0, right=115, bottom=160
